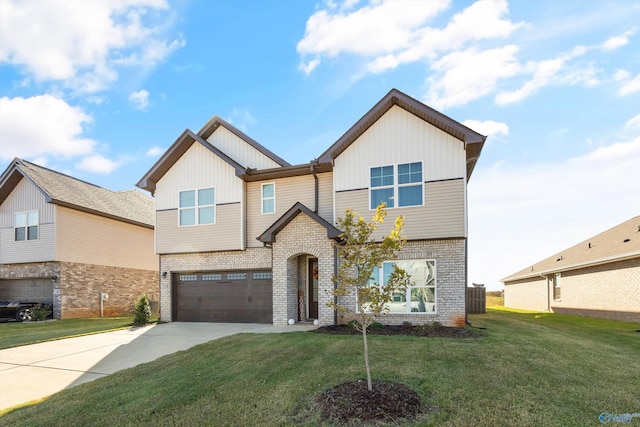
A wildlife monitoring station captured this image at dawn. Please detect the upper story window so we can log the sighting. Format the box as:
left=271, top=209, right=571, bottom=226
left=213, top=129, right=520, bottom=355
left=179, top=188, right=215, bottom=226
left=370, top=162, right=423, bottom=209
left=261, top=183, right=275, bottom=214
left=15, top=210, right=38, bottom=241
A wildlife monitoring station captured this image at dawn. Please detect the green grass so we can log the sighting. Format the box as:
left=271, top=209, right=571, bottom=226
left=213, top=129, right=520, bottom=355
left=1, top=310, right=638, bottom=426
left=0, top=316, right=156, bottom=349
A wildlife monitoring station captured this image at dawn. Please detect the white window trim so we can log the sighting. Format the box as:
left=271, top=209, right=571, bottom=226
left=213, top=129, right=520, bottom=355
left=369, top=162, right=424, bottom=210
left=14, top=210, right=39, bottom=242
left=359, top=258, right=437, bottom=314
left=261, top=182, right=276, bottom=214
left=178, top=187, right=216, bottom=227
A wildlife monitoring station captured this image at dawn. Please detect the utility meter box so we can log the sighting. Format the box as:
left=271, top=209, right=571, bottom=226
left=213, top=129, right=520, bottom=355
left=100, top=293, right=109, bottom=301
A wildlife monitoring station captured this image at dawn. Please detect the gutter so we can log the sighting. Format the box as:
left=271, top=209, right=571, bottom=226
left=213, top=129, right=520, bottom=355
left=502, top=250, right=640, bottom=283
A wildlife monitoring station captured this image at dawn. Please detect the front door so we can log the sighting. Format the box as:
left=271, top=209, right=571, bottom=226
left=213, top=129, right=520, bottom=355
left=308, top=258, right=318, bottom=319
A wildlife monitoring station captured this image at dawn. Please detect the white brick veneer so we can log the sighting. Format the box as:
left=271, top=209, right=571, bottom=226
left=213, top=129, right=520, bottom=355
left=158, top=219, right=468, bottom=327
left=335, top=239, right=467, bottom=327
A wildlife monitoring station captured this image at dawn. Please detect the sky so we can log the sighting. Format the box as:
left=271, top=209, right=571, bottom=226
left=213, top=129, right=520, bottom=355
left=1, top=0, right=640, bottom=291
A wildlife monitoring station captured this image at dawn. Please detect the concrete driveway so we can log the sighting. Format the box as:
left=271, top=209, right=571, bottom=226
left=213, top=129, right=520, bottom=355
left=0, top=322, right=314, bottom=411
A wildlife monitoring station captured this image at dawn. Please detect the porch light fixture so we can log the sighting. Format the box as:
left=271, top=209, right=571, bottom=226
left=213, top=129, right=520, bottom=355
left=162, top=272, right=168, bottom=278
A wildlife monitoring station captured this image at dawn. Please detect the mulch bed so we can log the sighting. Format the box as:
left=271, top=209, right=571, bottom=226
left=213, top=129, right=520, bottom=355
left=316, top=379, right=422, bottom=426
left=311, top=323, right=485, bottom=339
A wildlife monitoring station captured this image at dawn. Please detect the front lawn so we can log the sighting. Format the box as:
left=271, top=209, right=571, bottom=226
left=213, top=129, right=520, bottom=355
left=0, top=316, right=153, bottom=349
left=1, top=310, right=638, bottom=426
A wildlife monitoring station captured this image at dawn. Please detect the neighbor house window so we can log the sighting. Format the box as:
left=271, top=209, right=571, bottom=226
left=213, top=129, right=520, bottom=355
left=15, top=211, right=38, bottom=241
left=553, top=273, right=561, bottom=301
left=261, top=183, right=275, bottom=214
left=367, top=259, right=436, bottom=313
left=370, top=162, right=423, bottom=209
left=179, top=188, right=215, bottom=226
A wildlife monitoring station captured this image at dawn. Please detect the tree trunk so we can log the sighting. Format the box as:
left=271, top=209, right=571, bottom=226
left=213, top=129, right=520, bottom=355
left=362, top=325, right=372, bottom=391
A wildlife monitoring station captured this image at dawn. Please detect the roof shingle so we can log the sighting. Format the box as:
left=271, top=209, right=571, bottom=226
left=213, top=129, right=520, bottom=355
left=0, top=159, right=154, bottom=228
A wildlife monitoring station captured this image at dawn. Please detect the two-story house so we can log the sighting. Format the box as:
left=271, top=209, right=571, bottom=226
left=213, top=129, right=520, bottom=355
left=0, top=159, right=159, bottom=319
left=137, top=89, right=485, bottom=327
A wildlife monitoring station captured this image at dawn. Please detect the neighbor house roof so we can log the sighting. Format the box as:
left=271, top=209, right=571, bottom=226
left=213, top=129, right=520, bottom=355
left=317, top=88, right=487, bottom=180
left=257, top=202, right=342, bottom=244
left=501, top=215, right=640, bottom=282
left=0, top=158, right=154, bottom=228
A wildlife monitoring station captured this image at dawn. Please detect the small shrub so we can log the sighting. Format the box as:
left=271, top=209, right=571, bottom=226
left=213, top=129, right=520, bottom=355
left=349, top=320, right=384, bottom=331
left=30, top=304, right=52, bottom=321
left=133, top=294, right=152, bottom=325
left=402, top=321, right=413, bottom=328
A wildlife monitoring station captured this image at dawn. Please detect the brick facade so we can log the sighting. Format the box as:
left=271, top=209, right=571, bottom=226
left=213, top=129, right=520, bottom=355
left=336, top=239, right=467, bottom=327
left=271, top=213, right=336, bottom=326
left=0, top=261, right=158, bottom=319
left=505, top=257, right=640, bottom=323
left=157, top=215, right=468, bottom=327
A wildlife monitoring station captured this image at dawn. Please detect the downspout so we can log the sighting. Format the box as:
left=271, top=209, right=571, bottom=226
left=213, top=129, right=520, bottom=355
left=537, top=272, right=550, bottom=312
left=311, top=162, right=319, bottom=214
left=333, top=246, right=338, bottom=326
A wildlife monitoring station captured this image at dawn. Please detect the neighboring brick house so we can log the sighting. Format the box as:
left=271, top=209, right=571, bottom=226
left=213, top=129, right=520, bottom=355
left=502, top=216, right=640, bottom=323
left=0, top=159, right=159, bottom=319
left=137, top=89, right=486, bottom=327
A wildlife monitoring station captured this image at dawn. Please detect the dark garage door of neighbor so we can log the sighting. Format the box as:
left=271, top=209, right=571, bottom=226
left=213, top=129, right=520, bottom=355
left=174, top=271, right=273, bottom=323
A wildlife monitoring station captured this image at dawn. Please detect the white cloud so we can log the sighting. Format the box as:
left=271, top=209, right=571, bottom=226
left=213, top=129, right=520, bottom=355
left=601, top=27, right=637, bottom=51
left=76, top=154, right=121, bottom=174
left=226, top=108, right=256, bottom=132
left=462, top=120, right=509, bottom=138
left=615, top=69, right=640, bottom=96
left=495, top=48, right=595, bottom=105
left=425, top=45, right=521, bottom=109
left=299, top=59, right=320, bottom=75
left=625, top=114, right=640, bottom=129
left=298, top=0, right=523, bottom=76
left=297, top=0, right=449, bottom=58
left=468, top=136, right=640, bottom=289
left=0, top=0, right=184, bottom=93
left=0, top=95, right=96, bottom=162
left=129, top=89, right=150, bottom=110
left=146, top=146, right=164, bottom=157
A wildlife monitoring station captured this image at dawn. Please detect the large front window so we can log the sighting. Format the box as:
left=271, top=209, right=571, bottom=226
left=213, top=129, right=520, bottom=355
left=370, top=162, right=423, bottom=209
left=179, top=188, right=215, bottom=226
left=369, top=259, right=436, bottom=313
left=15, top=211, right=38, bottom=241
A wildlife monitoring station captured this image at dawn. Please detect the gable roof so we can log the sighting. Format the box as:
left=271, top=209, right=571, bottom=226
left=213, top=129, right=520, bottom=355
left=502, top=215, right=640, bottom=282
left=257, top=202, right=342, bottom=244
left=137, top=116, right=292, bottom=194
left=0, top=158, right=154, bottom=228
left=318, top=88, right=486, bottom=180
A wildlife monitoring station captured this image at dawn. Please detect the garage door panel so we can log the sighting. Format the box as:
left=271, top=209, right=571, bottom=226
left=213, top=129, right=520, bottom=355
left=174, top=270, right=272, bottom=323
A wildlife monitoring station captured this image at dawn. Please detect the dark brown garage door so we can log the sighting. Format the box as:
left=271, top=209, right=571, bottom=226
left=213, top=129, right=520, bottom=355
left=173, top=271, right=272, bottom=323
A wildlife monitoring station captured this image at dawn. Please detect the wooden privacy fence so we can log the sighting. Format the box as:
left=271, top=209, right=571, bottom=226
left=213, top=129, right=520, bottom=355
left=466, top=286, right=486, bottom=314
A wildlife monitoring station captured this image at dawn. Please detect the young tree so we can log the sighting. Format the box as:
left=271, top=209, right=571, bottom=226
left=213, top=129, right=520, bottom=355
left=330, top=202, right=409, bottom=391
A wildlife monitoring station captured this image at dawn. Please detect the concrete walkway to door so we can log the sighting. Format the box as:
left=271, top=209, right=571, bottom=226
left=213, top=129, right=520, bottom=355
left=0, top=322, right=315, bottom=411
